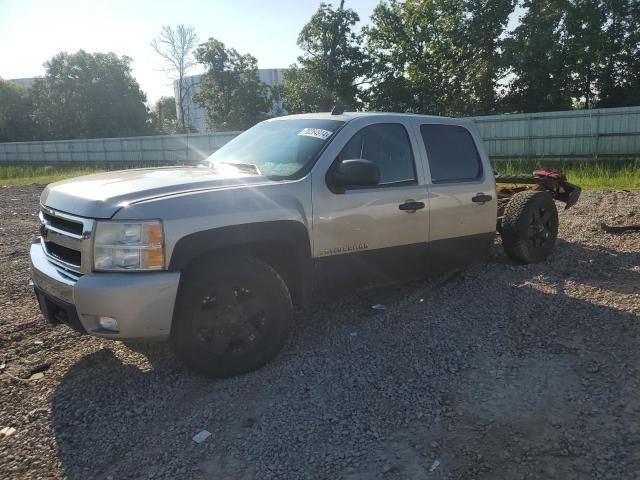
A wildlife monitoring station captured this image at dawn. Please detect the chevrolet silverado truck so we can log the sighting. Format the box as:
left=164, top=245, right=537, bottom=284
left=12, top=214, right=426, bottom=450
left=30, top=112, right=580, bottom=377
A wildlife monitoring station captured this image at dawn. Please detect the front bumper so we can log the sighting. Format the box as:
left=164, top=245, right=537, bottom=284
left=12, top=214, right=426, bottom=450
left=30, top=242, right=181, bottom=341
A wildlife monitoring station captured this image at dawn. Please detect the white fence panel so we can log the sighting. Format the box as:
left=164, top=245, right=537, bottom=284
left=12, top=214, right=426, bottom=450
left=0, top=132, right=241, bottom=165
left=1, top=106, right=639, bottom=164
left=469, top=105, right=640, bottom=160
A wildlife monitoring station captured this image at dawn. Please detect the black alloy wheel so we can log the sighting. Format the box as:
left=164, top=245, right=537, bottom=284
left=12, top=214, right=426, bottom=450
left=172, top=254, right=293, bottom=378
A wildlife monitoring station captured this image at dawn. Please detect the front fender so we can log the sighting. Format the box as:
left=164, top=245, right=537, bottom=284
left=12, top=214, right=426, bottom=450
left=167, top=220, right=314, bottom=306
left=168, top=220, right=311, bottom=271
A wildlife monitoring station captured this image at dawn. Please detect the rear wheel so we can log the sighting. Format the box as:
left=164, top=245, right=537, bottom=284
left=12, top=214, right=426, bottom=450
left=171, top=254, right=293, bottom=378
left=500, top=190, right=559, bottom=264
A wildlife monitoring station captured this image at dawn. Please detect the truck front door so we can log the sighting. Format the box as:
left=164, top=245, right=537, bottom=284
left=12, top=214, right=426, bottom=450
left=311, top=118, right=430, bottom=296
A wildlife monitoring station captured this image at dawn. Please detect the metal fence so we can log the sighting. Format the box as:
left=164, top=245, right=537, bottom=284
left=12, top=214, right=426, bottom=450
left=469, top=105, right=640, bottom=161
left=1, top=106, right=639, bottom=164
left=0, top=132, right=240, bottom=165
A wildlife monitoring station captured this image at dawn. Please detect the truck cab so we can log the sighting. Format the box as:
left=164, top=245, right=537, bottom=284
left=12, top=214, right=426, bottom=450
left=307, top=113, right=496, bottom=293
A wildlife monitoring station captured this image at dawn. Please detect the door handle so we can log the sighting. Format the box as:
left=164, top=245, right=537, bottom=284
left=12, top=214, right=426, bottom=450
left=399, top=200, right=426, bottom=212
left=472, top=193, right=492, bottom=204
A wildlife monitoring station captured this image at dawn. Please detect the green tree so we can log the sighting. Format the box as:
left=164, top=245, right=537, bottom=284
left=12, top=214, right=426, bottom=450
left=362, top=0, right=419, bottom=112
left=193, top=38, right=271, bottom=131
left=594, top=0, right=640, bottom=107
left=564, top=0, right=640, bottom=109
left=30, top=50, right=150, bottom=140
left=502, top=0, right=640, bottom=111
left=463, top=0, right=517, bottom=114
left=501, top=0, right=574, bottom=112
left=564, top=0, right=607, bottom=109
left=150, top=96, right=178, bottom=134
left=268, top=83, right=289, bottom=117
left=365, top=0, right=514, bottom=116
left=366, top=0, right=465, bottom=114
left=0, top=78, right=35, bottom=142
left=281, top=0, right=367, bottom=113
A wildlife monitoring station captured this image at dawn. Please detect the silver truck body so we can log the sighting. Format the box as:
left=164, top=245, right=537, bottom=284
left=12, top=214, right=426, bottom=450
left=30, top=112, right=497, bottom=341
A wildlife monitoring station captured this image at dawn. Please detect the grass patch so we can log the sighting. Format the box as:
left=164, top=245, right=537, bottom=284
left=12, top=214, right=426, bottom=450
left=493, top=160, right=640, bottom=190
left=0, top=165, right=105, bottom=186
left=0, top=162, right=186, bottom=186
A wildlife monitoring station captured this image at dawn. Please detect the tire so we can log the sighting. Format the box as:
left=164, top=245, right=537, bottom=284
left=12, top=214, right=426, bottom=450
left=171, top=254, right=293, bottom=378
left=500, top=190, right=559, bottom=264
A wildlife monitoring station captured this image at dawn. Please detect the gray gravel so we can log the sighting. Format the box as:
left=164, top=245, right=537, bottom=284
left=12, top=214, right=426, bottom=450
left=1, top=185, right=639, bottom=480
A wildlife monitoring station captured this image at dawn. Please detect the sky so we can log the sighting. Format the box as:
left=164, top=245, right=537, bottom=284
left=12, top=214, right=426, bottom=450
left=0, top=0, right=379, bottom=103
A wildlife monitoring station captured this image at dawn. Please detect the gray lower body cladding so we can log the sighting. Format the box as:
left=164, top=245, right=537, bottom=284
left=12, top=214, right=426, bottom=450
left=313, top=232, right=495, bottom=299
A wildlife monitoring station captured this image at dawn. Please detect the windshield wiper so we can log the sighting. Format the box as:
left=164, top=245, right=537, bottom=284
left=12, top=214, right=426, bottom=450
left=218, top=162, right=262, bottom=175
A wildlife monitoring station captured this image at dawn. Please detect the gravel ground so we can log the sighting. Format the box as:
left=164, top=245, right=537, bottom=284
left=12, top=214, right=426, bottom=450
left=1, top=185, right=639, bottom=480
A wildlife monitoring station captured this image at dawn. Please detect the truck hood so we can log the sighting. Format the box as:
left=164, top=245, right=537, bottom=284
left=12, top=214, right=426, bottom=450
left=41, top=166, right=273, bottom=218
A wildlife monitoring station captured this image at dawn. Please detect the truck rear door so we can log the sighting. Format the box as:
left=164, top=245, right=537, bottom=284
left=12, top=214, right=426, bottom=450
left=413, top=120, right=497, bottom=274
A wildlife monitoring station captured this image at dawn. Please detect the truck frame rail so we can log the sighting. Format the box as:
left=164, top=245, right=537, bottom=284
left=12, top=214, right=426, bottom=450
left=495, top=168, right=582, bottom=220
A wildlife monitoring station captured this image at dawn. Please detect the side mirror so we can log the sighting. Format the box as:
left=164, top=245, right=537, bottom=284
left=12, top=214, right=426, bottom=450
left=329, top=159, right=380, bottom=189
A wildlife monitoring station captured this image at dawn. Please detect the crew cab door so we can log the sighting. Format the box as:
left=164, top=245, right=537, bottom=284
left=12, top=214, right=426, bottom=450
left=414, top=121, right=497, bottom=274
left=311, top=118, right=429, bottom=296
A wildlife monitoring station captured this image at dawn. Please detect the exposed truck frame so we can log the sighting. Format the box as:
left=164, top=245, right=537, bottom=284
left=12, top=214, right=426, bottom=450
left=496, top=168, right=582, bottom=220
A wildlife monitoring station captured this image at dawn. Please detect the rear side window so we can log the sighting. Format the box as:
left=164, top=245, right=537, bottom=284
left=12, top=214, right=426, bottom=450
left=337, top=123, right=416, bottom=185
left=420, top=124, right=482, bottom=183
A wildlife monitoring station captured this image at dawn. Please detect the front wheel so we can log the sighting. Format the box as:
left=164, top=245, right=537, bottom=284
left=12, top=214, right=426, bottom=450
left=500, top=190, right=559, bottom=264
left=171, top=254, right=293, bottom=378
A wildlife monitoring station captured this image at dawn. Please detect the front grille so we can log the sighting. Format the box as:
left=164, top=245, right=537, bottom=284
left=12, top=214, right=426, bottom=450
left=41, top=211, right=84, bottom=235
left=45, top=241, right=82, bottom=266
left=39, top=207, right=94, bottom=274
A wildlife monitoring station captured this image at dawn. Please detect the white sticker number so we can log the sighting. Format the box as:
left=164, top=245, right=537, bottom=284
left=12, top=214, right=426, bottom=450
left=297, top=128, right=333, bottom=140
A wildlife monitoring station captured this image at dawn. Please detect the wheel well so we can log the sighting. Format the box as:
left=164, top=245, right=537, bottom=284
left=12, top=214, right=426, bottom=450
left=182, top=241, right=311, bottom=306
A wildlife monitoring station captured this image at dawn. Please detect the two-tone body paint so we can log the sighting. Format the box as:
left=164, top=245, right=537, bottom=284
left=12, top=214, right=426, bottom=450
left=33, top=112, right=498, bottom=340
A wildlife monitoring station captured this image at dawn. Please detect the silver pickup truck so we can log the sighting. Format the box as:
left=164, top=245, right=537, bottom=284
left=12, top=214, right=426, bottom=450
left=30, top=112, right=580, bottom=377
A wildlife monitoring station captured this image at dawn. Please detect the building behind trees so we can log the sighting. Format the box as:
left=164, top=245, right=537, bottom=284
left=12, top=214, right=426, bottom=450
left=173, top=69, right=285, bottom=133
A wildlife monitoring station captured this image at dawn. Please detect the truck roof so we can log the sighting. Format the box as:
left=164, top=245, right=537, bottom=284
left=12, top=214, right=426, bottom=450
left=270, top=111, right=457, bottom=123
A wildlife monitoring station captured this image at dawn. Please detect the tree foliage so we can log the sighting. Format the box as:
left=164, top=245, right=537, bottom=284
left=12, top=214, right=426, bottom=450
left=365, top=0, right=460, bottom=114
left=502, top=0, right=640, bottom=112
left=592, top=0, right=630, bottom=106
left=0, top=78, right=35, bottom=142
left=365, top=0, right=515, bottom=116
left=193, top=38, right=271, bottom=131
left=463, top=0, right=518, bottom=114
left=30, top=50, right=150, bottom=140
left=501, top=0, right=574, bottom=112
left=582, top=0, right=640, bottom=108
left=281, top=0, right=367, bottom=113
left=150, top=96, right=178, bottom=134
left=151, top=25, right=199, bottom=132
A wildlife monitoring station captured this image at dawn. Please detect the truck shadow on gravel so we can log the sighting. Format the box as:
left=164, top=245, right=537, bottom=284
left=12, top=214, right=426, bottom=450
left=489, top=238, right=640, bottom=295
left=50, top=239, right=640, bottom=480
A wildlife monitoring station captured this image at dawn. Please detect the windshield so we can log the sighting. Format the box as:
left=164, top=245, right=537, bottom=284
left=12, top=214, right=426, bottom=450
left=203, top=119, right=344, bottom=178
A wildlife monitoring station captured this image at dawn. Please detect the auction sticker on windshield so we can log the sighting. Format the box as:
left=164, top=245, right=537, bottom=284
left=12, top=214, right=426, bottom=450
left=297, top=128, right=333, bottom=140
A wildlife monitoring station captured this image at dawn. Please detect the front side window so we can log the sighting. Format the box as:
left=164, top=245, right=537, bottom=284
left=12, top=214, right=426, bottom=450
left=336, top=123, right=417, bottom=185
left=204, top=119, right=344, bottom=178
left=420, top=124, right=482, bottom=183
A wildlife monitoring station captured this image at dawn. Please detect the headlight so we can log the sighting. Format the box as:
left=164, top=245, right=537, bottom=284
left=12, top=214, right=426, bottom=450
left=93, top=220, right=164, bottom=271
